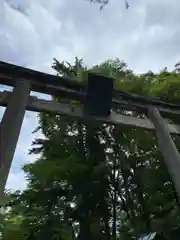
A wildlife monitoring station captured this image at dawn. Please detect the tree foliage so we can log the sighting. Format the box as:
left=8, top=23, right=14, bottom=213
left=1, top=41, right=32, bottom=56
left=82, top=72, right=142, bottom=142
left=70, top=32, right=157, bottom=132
left=1, top=58, right=180, bottom=240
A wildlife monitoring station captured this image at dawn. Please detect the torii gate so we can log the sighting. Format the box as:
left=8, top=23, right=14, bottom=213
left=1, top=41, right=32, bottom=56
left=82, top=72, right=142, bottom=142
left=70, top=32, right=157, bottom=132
left=1, top=61, right=180, bottom=204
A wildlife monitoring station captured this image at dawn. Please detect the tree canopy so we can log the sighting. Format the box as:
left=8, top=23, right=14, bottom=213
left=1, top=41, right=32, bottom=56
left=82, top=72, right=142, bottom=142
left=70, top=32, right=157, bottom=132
left=1, top=58, right=180, bottom=240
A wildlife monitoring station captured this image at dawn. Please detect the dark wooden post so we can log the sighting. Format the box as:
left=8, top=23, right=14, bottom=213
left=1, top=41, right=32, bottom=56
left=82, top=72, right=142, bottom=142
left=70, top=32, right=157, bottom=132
left=148, top=106, right=180, bottom=198
left=0, top=80, right=31, bottom=203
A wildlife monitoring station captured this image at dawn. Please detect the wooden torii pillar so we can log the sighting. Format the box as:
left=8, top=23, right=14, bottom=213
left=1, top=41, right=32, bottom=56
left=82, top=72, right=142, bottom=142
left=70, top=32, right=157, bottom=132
left=0, top=80, right=31, bottom=203
left=148, top=107, right=180, bottom=198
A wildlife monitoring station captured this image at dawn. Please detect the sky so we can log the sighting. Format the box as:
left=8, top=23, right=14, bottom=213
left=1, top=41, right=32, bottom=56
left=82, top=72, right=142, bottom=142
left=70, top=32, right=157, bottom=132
left=1, top=0, right=180, bottom=191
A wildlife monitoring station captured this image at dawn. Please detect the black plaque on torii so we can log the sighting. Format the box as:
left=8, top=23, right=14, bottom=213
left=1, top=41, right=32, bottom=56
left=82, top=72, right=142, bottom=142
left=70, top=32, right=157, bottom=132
left=84, top=73, right=114, bottom=118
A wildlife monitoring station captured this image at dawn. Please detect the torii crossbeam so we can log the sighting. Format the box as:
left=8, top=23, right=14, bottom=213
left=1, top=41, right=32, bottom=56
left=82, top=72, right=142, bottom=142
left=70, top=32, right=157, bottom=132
left=1, top=61, right=180, bottom=204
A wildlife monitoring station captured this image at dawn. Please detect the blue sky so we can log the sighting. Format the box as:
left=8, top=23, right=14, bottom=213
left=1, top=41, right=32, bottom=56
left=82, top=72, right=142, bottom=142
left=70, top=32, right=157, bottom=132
left=1, top=0, right=180, bottom=191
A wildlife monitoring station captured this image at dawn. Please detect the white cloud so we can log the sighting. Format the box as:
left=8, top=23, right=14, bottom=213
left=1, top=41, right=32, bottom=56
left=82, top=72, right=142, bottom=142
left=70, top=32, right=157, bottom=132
left=1, top=0, right=180, bottom=191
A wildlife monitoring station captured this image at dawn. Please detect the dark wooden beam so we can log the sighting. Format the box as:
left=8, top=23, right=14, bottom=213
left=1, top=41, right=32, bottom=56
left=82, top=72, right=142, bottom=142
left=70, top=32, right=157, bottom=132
left=0, top=61, right=84, bottom=90
left=0, top=74, right=85, bottom=101
left=1, top=91, right=180, bottom=134
left=1, top=61, right=180, bottom=120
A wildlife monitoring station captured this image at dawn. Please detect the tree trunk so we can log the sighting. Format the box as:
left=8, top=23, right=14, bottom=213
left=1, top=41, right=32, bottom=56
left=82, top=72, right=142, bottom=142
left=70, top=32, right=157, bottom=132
left=103, top=217, right=111, bottom=240
left=112, top=189, right=117, bottom=240
left=79, top=216, right=90, bottom=240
